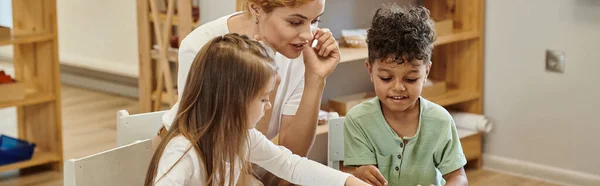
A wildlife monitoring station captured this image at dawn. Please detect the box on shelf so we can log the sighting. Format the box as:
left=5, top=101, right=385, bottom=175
left=328, top=92, right=376, bottom=116
left=421, top=80, right=447, bottom=98
left=0, top=135, right=36, bottom=166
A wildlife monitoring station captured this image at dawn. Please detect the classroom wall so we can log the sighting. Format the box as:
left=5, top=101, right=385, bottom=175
left=0, top=0, right=11, bottom=27
left=483, top=0, right=600, bottom=183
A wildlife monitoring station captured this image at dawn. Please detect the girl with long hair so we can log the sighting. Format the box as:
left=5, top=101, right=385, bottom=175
left=145, top=33, right=368, bottom=186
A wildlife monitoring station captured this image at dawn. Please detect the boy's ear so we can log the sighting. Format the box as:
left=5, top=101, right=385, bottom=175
left=425, top=61, right=432, bottom=78
left=365, top=60, right=374, bottom=82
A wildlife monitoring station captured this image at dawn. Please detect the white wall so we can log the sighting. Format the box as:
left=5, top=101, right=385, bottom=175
left=198, top=0, right=236, bottom=24
left=56, top=0, right=234, bottom=77
left=55, top=0, right=139, bottom=77
left=0, top=0, right=12, bottom=27
left=483, top=0, right=600, bottom=183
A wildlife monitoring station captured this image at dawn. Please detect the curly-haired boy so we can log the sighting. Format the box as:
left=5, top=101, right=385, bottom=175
left=343, top=5, right=468, bottom=186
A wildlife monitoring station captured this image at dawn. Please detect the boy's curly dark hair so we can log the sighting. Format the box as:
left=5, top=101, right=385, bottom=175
left=367, top=5, right=436, bottom=66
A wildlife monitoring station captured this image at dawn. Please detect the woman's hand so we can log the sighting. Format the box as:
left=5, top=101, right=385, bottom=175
left=303, top=28, right=340, bottom=80
left=353, top=165, right=388, bottom=186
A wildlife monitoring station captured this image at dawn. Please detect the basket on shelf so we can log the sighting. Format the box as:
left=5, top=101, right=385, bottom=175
left=0, top=135, right=36, bottom=166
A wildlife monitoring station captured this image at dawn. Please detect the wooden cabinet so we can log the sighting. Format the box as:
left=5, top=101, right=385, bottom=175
left=0, top=0, right=63, bottom=172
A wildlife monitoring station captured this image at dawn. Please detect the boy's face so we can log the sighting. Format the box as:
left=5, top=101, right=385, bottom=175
left=366, top=57, right=431, bottom=113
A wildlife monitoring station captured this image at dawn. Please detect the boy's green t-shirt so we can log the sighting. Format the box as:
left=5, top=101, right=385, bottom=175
left=343, top=97, right=467, bottom=186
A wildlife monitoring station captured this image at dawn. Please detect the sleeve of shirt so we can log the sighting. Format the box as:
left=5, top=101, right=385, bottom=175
left=281, top=76, right=304, bottom=116
left=434, top=118, right=468, bottom=175
left=248, top=129, right=350, bottom=186
left=343, top=116, right=377, bottom=166
left=154, top=139, right=196, bottom=186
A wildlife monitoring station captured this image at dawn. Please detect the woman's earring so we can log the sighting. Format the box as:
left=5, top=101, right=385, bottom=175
left=255, top=18, right=259, bottom=24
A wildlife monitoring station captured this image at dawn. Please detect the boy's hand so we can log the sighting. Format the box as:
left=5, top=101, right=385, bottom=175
left=353, top=165, right=388, bottom=186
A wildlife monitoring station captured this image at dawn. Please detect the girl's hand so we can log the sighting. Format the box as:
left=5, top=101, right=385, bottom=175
left=353, top=165, right=388, bottom=186
left=303, top=28, right=340, bottom=80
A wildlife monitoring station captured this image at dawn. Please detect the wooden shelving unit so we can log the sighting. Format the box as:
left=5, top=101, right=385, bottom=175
left=0, top=0, right=63, bottom=172
left=137, top=0, right=196, bottom=112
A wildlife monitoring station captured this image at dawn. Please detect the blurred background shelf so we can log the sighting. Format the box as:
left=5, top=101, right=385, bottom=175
left=0, top=0, right=63, bottom=173
left=339, top=30, right=481, bottom=63
left=0, top=150, right=61, bottom=173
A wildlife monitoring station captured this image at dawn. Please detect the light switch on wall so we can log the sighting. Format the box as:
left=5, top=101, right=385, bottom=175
left=546, top=49, right=566, bottom=73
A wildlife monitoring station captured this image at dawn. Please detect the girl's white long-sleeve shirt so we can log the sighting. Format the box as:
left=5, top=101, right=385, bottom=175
left=153, top=129, right=350, bottom=186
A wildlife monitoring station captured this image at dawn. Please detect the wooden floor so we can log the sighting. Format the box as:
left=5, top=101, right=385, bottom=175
left=0, top=85, right=561, bottom=186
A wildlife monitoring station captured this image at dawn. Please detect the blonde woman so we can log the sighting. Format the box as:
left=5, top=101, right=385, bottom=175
left=159, top=0, right=341, bottom=185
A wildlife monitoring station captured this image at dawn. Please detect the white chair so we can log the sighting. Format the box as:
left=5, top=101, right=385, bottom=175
left=116, top=110, right=166, bottom=147
left=64, top=139, right=153, bottom=186
left=327, top=117, right=346, bottom=170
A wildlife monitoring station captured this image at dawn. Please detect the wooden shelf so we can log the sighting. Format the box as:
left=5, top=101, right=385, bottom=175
left=424, top=89, right=480, bottom=107
left=433, top=30, right=480, bottom=46
left=0, top=32, right=56, bottom=46
left=0, top=150, right=61, bottom=172
left=316, top=123, right=328, bottom=135
left=138, top=0, right=197, bottom=111
left=0, top=92, right=55, bottom=109
left=151, top=47, right=178, bottom=63
left=339, top=31, right=481, bottom=63
left=2, top=0, right=63, bottom=173
left=152, top=89, right=178, bottom=105
left=339, top=46, right=369, bottom=63
left=151, top=30, right=481, bottom=64
left=149, top=13, right=200, bottom=28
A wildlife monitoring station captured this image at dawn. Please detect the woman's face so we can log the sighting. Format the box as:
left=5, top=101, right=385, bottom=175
left=256, top=0, right=325, bottom=59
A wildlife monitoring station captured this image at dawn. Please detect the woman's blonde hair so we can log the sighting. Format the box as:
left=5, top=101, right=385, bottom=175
left=242, top=0, right=316, bottom=13
left=144, top=33, right=276, bottom=186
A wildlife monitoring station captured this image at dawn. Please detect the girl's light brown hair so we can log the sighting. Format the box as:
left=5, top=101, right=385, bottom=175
left=144, top=33, right=276, bottom=186
left=241, top=0, right=316, bottom=13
